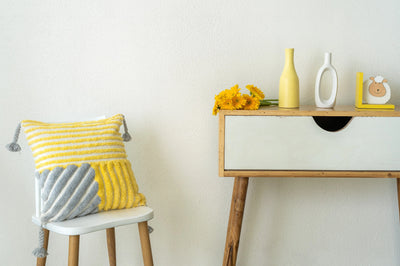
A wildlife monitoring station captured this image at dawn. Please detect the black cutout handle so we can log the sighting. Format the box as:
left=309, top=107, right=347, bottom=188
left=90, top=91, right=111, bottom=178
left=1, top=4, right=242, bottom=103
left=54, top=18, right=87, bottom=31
left=312, top=116, right=353, bottom=132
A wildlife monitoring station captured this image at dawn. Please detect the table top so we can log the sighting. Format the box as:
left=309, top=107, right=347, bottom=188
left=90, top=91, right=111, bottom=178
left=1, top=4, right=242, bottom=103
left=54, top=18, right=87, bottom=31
left=219, top=105, right=400, bottom=117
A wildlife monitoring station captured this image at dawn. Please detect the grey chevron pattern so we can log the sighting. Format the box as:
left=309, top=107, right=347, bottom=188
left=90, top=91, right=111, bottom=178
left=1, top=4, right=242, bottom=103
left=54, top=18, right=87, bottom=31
left=38, top=163, right=101, bottom=223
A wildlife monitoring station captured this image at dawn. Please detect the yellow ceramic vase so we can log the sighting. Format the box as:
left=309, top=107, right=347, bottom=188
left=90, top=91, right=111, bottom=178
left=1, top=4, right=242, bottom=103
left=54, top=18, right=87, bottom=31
left=279, top=48, right=299, bottom=108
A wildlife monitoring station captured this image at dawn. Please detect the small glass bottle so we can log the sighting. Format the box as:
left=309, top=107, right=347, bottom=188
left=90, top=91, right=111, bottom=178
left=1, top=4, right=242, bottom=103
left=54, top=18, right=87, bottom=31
left=279, top=48, right=299, bottom=108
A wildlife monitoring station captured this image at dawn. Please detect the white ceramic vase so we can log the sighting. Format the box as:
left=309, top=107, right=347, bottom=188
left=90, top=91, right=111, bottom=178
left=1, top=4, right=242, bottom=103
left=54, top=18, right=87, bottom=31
left=315, top=52, right=338, bottom=108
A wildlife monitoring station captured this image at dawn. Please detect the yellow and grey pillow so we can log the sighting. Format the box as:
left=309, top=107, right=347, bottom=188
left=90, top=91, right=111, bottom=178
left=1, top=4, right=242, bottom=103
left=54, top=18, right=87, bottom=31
left=7, top=114, right=146, bottom=257
left=8, top=114, right=146, bottom=222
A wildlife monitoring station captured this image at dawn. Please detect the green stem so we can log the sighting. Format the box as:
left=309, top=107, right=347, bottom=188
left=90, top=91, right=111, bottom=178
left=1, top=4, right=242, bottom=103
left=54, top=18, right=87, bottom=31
left=260, top=99, right=279, bottom=106
left=260, top=102, right=279, bottom=106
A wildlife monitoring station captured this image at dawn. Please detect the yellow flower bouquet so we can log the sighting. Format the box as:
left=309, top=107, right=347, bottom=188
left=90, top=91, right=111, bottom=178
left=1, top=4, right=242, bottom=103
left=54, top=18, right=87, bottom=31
left=212, top=84, right=278, bottom=115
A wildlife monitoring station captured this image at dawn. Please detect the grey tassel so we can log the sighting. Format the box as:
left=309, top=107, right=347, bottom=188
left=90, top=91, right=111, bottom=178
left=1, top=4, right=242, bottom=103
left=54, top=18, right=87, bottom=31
left=148, top=226, right=154, bottom=234
left=6, top=123, right=22, bottom=152
left=122, top=115, right=132, bottom=142
left=32, top=227, right=48, bottom=258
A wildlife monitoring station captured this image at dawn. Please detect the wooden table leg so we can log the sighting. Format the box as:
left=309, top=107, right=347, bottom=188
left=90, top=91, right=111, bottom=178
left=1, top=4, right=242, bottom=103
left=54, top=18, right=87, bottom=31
left=397, top=178, right=400, bottom=222
left=223, top=177, right=249, bottom=266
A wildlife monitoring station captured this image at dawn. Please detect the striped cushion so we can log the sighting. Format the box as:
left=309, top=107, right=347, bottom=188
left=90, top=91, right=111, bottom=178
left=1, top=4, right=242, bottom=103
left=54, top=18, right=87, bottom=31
left=21, top=114, right=146, bottom=223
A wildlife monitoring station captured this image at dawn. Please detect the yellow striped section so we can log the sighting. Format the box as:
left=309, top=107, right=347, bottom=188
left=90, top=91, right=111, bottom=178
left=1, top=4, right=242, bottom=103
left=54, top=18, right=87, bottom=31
left=34, top=148, right=126, bottom=164
left=25, top=125, right=120, bottom=137
left=107, top=161, right=121, bottom=209
left=36, top=153, right=127, bottom=170
left=31, top=137, right=123, bottom=150
left=33, top=142, right=124, bottom=157
left=22, top=114, right=123, bottom=127
left=121, top=161, right=135, bottom=208
left=127, top=161, right=146, bottom=206
left=91, top=160, right=146, bottom=211
left=28, top=130, right=118, bottom=146
left=114, top=161, right=128, bottom=209
left=100, top=162, right=114, bottom=211
left=93, top=164, right=106, bottom=211
left=21, top=114, right=127, bottom=171
left=127, top=161, right=139, bottom=192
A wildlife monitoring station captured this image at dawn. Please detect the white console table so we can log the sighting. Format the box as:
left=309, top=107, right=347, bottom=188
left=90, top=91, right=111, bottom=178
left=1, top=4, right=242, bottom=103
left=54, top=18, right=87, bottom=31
left=219, top=106, right=400, bottom=266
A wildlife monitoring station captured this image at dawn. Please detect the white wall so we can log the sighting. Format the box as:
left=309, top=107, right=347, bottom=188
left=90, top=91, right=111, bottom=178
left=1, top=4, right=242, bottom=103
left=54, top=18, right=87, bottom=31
left=1, top=0, right=400, bottom=265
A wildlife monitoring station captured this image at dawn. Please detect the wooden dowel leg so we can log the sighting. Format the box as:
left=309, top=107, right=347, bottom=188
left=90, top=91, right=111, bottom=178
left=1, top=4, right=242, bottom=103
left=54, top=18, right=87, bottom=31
left=138, top=221, right=154, bottom=266
left=106, top=228, right=116, bottom=266
left=68, top=235, right=80, bottom=266
left=397, top=178, right=400, bottom=222
left=223, top=177, right=249, bottom=266
left=36, top=229, right=50, bottom=266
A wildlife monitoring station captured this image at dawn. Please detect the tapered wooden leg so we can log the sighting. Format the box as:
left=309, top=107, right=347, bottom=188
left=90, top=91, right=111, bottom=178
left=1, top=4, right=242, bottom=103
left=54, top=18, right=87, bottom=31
left=223, top=177, right=249, bottom=266
left=138, top=221, right=154, bottom=266
left=397, top=178, right=400, bottom=222
left=106, top=228, right=116, bottom=266
left=68, top=235, right=80, bottom=266
left=36, top=229, right=50, bottom=266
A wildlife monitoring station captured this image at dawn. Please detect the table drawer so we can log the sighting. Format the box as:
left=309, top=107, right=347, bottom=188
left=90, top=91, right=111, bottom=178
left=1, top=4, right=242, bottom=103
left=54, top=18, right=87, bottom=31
left=224, top=116, right=400, bottom=171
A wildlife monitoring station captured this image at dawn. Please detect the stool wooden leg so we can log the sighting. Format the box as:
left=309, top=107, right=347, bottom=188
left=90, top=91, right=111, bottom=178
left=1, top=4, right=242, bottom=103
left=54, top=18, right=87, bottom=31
left=36, top=229, right=50, bottom=266
left=138, top=221, right=154, bottom=266
left=68, top=235, right=80, bottom=266
left=397, top=178, right=400, bottom=222
left=223, top=177, right=249, bottom=266
left=106, top=228, right=116, bottom=266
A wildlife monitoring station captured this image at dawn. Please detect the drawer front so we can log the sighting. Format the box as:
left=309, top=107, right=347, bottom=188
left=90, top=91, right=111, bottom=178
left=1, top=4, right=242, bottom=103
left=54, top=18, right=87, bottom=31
left=224, top=116, right=400, bottom=171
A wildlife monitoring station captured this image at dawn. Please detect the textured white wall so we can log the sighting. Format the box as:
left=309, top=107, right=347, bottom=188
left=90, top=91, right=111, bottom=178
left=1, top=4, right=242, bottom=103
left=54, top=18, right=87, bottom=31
left=1, top=0, right=400, bottom=265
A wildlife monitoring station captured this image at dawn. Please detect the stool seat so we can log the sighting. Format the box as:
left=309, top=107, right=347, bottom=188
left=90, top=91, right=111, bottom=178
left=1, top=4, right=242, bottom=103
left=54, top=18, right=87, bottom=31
left=32, top=206, right=153, bottom=236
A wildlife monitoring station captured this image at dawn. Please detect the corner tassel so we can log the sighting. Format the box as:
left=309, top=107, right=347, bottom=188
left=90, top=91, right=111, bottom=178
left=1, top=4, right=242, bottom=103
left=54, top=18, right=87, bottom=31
left=32, top=227, right=48, bottom=258
left=6, top=123, right=22, bottom=152
left=148, top=226, right=154, bottom=234
left=6, top=142, right=21, bottom=152
left=122, top=115, right=132, bottom=142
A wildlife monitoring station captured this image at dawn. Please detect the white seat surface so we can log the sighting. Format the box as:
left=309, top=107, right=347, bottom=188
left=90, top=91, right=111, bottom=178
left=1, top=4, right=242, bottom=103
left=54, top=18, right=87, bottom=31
left=32, top=206, right=154, bottom=235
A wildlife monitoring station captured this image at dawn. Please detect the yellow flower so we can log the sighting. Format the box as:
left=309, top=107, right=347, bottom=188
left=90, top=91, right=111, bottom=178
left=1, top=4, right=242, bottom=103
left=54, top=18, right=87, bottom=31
left=220, top=98, right=235, bottom=110
left=212, top=85, right=246, bottom=115
left=212, top=102, right=219, bottom=115
left=229, top=84, right=240, bottom=96
left=243, top=94, right=260, bottom=110
left=246, top=85, right=265, bottom=100
left=232, top=95, right=246, bottom=109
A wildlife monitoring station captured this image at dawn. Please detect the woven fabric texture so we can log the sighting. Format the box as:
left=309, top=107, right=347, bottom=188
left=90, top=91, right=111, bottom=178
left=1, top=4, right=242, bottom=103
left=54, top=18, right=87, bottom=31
left=21, top=114, right=146, bottom=223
